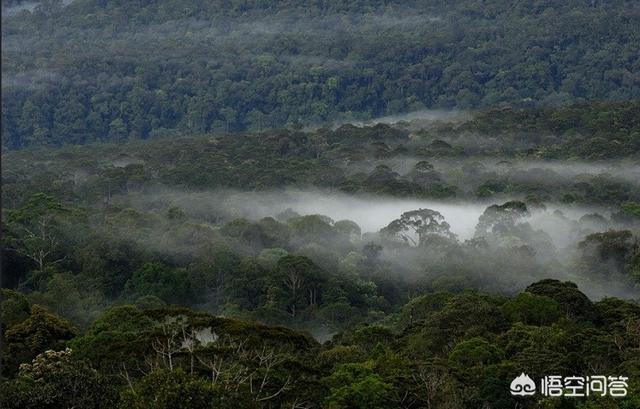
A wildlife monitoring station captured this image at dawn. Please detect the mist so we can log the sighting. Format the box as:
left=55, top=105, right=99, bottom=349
left=2, top=1, right=39, bottom=16
left=119, top=188, right=615, bottom=243
left=100, top=185, right=640, bottom=303
left=320, top=109, right=470, bottom=131
left=1, top=0, right=74, bottom=18
left=2, top=10, right=443, bottom=57
left=131, top=188, right=490, bottom=238
left=341, top=156, right=640, bottom=194
left=1, top=69, right=62, bottom=90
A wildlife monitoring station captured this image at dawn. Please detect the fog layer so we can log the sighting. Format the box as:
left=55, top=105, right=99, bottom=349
left=122, top=188, right=608, bottom=245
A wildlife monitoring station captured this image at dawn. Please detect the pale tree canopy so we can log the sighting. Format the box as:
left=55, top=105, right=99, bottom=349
left=381, top=208, right=456, bottom=246
left=475, top=201, right=530, bottom=237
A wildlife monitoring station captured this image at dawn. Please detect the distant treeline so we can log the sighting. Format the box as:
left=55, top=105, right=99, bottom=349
left=431, top=101, right=640, bottom=159
left=3, top=102, right=640, bottom=210
left=2, top=0, right=639, bottom=148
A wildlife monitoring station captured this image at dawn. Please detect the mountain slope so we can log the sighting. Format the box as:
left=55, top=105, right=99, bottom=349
left=2, top=0, right=639, bottom=148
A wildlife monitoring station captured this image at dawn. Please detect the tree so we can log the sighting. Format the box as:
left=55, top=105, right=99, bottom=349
left=475, top=201, right=529, bottom=237
left=405, top=292, right=509, bottom=357
left=0, top=348, right=117, bottom=409
left=119, top=368, right=229, bottom=409
left=622, top=202, right=640, bottom=218
left=324, top=363, right=393, bottom=409
left=28, top=272, right=106, bottom=328
left=501, top=292, right=562, bottom=326
left=275, top=255, right=325, bottom=318
left=124, top=262, right=192, bottom=305
left=406, top=161, right=442, bottom=187
left=410, top=361, right=461, bottom=409
left=5, top=193, right=68, bottom=274
left=68, top=305, right=154, bottom=374
left=288, top=215, right=336, bottom=246
left=577, top=230, right=639, bottom=280
left=0, top=289, right=31, bottom=329
left=525, top=279, right=596, bottom=321
left=3, top=305, right=77, bottom=376
left=334, top=220, right=361, bottom=241
left=448, top=337, right=504, bottom=368
left=223, top=260, right=268, bottom=310
left=108, top=118, right=128, bottom=142
left=309, top=133, right=329, bottom=158
left=500, top=323, right=570, bottom=378
left=381, top=209, right=456, bottom=246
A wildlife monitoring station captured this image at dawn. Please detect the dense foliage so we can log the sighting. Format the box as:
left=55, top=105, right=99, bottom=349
left=3, top=0, right=639, bottom=148
left=2, top=1, right=640, bottom=407
left=2, top=101, right=640, bottom=406
left=2, top=103, right=640, bottom=324
left=3, top=103, right=640, bottom=212
left=1, top=281, right=639, bottom=408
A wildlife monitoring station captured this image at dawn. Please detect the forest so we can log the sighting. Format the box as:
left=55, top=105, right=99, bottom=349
left=2, top=0, right=640, bottom=408
left=2, top=0, right=639, bottom=148
left=2, top=101, right=640, bottom=408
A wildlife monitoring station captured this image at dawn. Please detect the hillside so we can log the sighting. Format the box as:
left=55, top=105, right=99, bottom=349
left=2, top=281, right=640, bottom=408
left=2, top=0, right=640, bottom=148
left=2, top=1, right=640, bottom=407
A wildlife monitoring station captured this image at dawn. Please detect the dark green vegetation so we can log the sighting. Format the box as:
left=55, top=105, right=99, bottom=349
left=1, top=281, right=639, bottom=408
left=2, top=101, right=640, bottom=407
left=3, top=0, right=640, bottom=407
left=2, top=0, right=639, bottom=148
left=4, top=102, right=640, bottom=209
